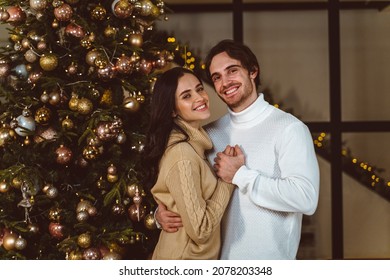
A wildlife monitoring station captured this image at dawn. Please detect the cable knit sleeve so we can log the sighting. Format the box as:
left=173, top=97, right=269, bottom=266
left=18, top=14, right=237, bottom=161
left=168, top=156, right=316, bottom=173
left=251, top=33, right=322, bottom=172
left=232, top=122, right=320, bottom=215
left=165, top=159, right=234, bottom=244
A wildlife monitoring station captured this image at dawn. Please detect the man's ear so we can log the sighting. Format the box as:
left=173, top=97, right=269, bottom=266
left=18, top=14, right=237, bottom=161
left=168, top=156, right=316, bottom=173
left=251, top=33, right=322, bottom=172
left=250, top=66, right=259, bottom=79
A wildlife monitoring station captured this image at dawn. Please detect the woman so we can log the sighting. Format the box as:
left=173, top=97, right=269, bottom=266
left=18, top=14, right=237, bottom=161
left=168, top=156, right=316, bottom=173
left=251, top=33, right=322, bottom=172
left=143, top=67, right=235, bottom=259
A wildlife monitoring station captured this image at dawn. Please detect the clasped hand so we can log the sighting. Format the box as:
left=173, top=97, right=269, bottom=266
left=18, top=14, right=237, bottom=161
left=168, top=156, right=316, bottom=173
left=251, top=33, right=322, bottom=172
left=213, top=144, right=245, bottom=183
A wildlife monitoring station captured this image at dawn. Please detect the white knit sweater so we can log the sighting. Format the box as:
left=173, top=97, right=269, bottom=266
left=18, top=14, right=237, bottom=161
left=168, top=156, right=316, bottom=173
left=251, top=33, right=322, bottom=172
left=204, top=94, right=320, bottom=260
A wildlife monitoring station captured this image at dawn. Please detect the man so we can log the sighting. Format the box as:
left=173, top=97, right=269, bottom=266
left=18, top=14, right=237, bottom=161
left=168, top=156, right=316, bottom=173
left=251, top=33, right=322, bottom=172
left=156, top=39, right=320, bottom=259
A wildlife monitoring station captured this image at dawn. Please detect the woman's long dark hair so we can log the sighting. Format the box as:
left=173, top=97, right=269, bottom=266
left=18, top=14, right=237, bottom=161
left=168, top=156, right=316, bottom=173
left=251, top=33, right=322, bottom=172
left=142, top=67, right=202, bottom=190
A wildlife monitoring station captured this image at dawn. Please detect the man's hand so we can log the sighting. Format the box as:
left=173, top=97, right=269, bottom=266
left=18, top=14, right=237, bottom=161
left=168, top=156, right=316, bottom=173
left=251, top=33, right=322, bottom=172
left=213, top=145, right=245, bottom=183
left=155, top=203, right=183, bottom=232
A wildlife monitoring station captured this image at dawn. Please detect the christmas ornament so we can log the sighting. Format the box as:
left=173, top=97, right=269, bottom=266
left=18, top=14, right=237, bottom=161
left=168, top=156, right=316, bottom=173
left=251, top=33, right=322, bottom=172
left=83, top=145, right=101, bottom=160
left=46, top=185, right=59, bottom=198
left=126, top=183, right=138, bottom=198
left=33, top=126, right=58, bottom=143
left=95, top=119, right=122, bottom=142
left=0, top=181, right=10, bottom=193
left=14, top=236, right=27, bottom=250
left=24, top=50, right=37, bottom=63
left=76, top=200, right=93, bottom=213
left=99, top=89, right=113, bottom=107
left=28, top=223, right=39, bottom=234
left=91, top=5, right=106, bottom=20
left=49, top=91, right=61, bottom=106
left=48, top=222, right=66, bottom=239
left=82, top=247, right=101, bottom=260
left=128, top=33, right=143, bottom=48
left=102, top=251, right=121, bottom=260
left=34, top=106, right=52, bottom=125
left=54, top=3, right=73, bottom=21
left=144, top=212, right=157, bottom=230
left=116, top=55, right=133, bottom=74
left=2, top=231, right=18, bottom=251
left=14, top=64, right=28, bottom=79
left=55, top=145, right=73, bottom=164
left=112, top=0, right=133, bottom=19
left=122, top=96, right=140, bottom=113
left=40, top=53, right=58, bottom=71
left=85, top=49, right=100, bottom=66
left=128, top=203, right=146, bottom=222
left=107, top=164, right=117, bottom=175
left=77, top=232, right=91, bottom=248
left=48, top=206, right=63, bottom=221
left=139, top=58, right=153, bottom=75
left=68, top=95, right=79, bottom=111
left=0, top=126, right=15, bottom=147
left=111, top=202, right=125, bottom=216
left=65, top=22, right=85, bottom=38
left=28, top=71, right=43, bottom=83
left=116, top=132, right=127, bottom=144
left=30, top=0, right=48, bottom=11
left=77, top=97, right=93, bottom=115
left=15, top=115, right=36, bottom=136
left=107, top=173, right=118, bottom=183
left=97, top=65, right=116, bottom=80
left=104, top=26, right=117, bottom=38
left=6, top=6, right=26, bottom=24
left=61, top=116, right=74, bottom=130
left=0, top=63, right=10, bottom=77
left=67, top=250, right=83, bottom=260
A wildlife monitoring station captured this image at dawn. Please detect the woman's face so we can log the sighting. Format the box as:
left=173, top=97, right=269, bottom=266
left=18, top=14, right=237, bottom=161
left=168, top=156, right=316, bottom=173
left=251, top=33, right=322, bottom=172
left=174, top=73, right=210, bottom=128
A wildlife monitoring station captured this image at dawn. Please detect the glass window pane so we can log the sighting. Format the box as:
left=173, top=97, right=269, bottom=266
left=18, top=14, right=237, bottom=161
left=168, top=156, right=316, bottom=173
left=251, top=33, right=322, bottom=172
left=244, top=11, right=329, bottom=122
left=341, top=10, right=390, bottom=121
left=342, top=133, right=390, bottom=259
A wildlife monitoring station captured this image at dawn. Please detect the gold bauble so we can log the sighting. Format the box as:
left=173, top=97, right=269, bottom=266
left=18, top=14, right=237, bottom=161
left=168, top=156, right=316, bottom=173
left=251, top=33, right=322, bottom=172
left=94, top=54, right=108, bottom=69
left=102, top=251, right=121, bottom=260
left=85, top=49, right=100, bottom=66
left=68, top=250, right=83, bottom=260
left=34, top=106, right=52, bottom=125
left=91, top=5, right=106, bottom=20
left=144, top=212, right=157, bottom=230
left=40, top=53, right=58, bottom=71
left=123, top=96, right=140, bottom=113
left=77, top=98, right=93, bottom=115
left=68, top=95, right=79, bottom=111
left=76, top=200, right=92, bottom=213
left=104, top=26, right=117, bottom=38
left=107, top=173, right=118, bottom=183
left=2, top=232, right=18, bottom=251
left=83, top=145, right=101, bottom=160
left=62, top=116, right=74, bottom=130
left=0, top=127, right=14, bottom=147
left=0, top=181, right=9, bottom=193
left=77, top=232, right=92, bottom=248
left=126, top=183, right=138, bottom=197
left=11, top=177, right=22, bottom=189
left=48, top=207, right=63, bottom=222
left=80, top=37, right=92, bottom=49
left=128, top=33, right=143, bottom=48
left=99, top=89, right=113, bottom=107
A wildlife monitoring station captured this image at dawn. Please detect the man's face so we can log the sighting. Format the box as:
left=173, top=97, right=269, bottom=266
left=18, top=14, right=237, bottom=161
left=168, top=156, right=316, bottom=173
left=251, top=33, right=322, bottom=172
left=209, top=51, right=258, bottom=112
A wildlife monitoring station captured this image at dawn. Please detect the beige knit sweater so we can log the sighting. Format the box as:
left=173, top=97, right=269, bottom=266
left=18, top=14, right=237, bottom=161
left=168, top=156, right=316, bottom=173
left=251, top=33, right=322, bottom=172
left=151, top=118, right=234, bottom=260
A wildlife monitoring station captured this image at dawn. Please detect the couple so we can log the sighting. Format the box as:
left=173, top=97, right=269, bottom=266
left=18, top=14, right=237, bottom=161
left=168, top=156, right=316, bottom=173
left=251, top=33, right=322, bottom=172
left=143, top=39, right=320, bottom=260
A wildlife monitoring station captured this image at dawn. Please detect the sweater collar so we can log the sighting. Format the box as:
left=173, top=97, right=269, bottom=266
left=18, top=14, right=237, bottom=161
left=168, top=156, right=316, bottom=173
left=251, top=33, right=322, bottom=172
left=169, top=117, right=212, bottom=159
left=228, top=93, right=270, bottom=127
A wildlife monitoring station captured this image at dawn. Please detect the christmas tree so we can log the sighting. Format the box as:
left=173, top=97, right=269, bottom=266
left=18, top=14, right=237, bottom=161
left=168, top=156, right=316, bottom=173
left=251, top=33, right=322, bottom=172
left=0, top=0, right=178, bottom=260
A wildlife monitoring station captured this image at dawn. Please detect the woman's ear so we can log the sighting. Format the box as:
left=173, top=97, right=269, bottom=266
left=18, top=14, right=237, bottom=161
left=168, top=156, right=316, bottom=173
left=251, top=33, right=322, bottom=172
left=172, top=111, right=177, bottom=118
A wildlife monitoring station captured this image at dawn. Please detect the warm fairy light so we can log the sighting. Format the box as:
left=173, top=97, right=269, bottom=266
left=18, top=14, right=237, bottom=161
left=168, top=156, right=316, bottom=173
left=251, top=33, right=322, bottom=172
left=201, top=63, right=206, bottom=69
left=371, top=182, right=376, bottom=187
left=318, top=136, right=323, bottom=141
left=274, top=104, right=279, bottom=108
left=352, top=158, right=357, bottom=164
left=387, top=182, right=390, bottom=187
left=167, top=37, right=176, bottom=43
left=372, top=175, right=376, bottom=180
left=320, top=132, right=326, bottom=137
left=342, top=149, right=347, bottom=156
